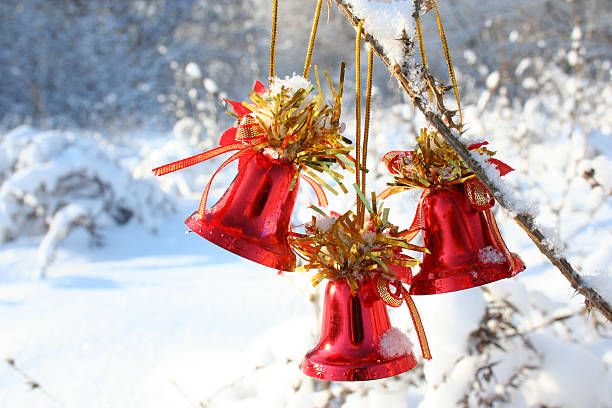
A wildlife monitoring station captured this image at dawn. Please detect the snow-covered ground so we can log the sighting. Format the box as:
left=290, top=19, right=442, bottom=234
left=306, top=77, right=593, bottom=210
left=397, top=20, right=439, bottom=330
left=1, top=201, right=609, bottom=408
left=0, top=206, right=317, bottom=408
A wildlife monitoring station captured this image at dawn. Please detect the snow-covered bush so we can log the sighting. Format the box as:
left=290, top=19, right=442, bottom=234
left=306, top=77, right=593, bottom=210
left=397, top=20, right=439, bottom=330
left=160, top=63, right=229, bottom=149
left=0, top=0, right=265, bottom=132
left=415, top=283, right=612, bottom=408
left=0, top=126, right=173, bottom=274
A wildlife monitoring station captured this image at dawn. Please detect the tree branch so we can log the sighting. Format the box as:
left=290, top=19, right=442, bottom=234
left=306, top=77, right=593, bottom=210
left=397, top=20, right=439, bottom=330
left=333, top=0, right=612, bottom=322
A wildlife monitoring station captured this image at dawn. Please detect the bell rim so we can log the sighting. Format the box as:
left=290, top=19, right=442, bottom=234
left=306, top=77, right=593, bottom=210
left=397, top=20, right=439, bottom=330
left=409, top=262, right=522, bottom=295
left=185, top=213, right=296, bottom=272
left=301, top=352, right=417, bottom=381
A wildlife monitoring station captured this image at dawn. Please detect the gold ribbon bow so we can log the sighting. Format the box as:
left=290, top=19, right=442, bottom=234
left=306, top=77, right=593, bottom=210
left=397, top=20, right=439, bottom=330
left=376, top=276, right=432, bottom=360
left=464, top=178, right=517, bottom=271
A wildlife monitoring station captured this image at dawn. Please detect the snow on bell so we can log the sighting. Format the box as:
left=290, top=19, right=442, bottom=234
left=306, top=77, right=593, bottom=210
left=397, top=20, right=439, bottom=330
left=409, top=180, right=524, bottom=295
left=185, top=150, right=298, bottom=271
left=302, top=276, right=417, bottom=381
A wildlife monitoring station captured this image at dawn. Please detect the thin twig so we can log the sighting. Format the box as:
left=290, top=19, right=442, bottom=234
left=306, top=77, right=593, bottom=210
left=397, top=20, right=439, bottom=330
left=521, top=311, right=580, bottom=334
left=5, top=358, right=67, bottom=407
left=333, top=0, right=612, bottom=322
left=171, top=380, right=202, bottom=408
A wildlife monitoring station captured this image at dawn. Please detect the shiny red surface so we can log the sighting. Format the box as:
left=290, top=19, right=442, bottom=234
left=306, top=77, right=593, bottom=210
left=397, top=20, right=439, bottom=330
left=185, top=151, right=297, bottom=271
left=303, top=277, right=417, bottom=381
left=410, top=184, right=524, bottom=295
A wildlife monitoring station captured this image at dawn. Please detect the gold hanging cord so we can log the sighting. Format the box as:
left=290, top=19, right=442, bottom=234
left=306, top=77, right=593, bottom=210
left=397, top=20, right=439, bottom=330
left=269, top=0, right=279, bottom=80
left=354, top=21, right=375, bottom=227
left=432, top=0, right=462, bottom=125
left=354, top=20, right=363, bottom=223
left=414, top=1, right=463, bottom=123
left=303, top=0, right=324, bottom=79
left=361, top=46, right=374, bottom=217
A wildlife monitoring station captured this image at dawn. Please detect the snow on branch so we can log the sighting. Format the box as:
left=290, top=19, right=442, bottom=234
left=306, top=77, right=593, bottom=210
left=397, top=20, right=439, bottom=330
left=334, top=0, right=612, bottom=322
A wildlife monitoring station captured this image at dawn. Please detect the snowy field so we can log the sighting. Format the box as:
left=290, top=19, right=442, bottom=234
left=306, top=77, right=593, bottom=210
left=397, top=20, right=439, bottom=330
left=1, top=202, right=609, bottom=408
left=0, top=205, right=317, bottom=408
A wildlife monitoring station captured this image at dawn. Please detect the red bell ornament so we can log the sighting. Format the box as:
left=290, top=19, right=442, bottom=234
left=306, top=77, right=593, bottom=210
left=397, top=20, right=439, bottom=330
left=409, top=179, right=524, bottom=295
left=302, top=276, right=417, bottom=381
left=185, top=150, right=298, bottom=271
